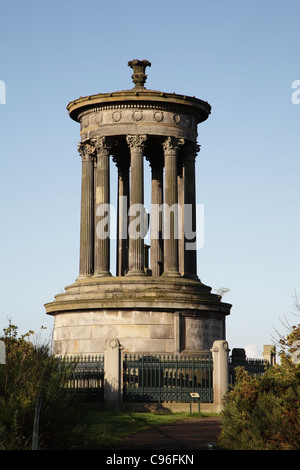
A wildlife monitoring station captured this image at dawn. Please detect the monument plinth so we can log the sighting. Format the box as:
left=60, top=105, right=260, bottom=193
left=45, top=60, right=231, bottom=356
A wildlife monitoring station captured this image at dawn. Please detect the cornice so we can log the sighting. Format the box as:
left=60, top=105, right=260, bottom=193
left=67, top=89, right=211, bottom=124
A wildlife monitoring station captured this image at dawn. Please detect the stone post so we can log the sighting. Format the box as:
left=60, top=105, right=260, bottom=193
left=211, top=340, right=229, bottom=411
left=162, top=136, right=184, bottom=277
left=77, top=140, right=95, bottom=278
left=104, top=338, right=123, bottom=402
left=174, top=312, right=181, bottom=354
left=93, top=137, right=113, bottom=277
left=126, top=135, right=147, bottom=275
left=263, top=344, right=276, bottom=366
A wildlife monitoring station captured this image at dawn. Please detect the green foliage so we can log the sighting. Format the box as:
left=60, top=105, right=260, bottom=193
left=219, top=325, right=300, bottom=450
left=0, top=322, right=82, bottom=450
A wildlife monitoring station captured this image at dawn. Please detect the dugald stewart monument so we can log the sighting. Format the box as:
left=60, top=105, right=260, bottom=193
left=45, top=60, right=232, bottom=356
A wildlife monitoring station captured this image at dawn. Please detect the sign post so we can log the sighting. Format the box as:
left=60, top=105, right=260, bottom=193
left=189, top=392, right=200, bottom=414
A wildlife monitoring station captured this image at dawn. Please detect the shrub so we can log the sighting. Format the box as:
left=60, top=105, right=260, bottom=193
left=0, top=323, right=81, bottom=450
left=219, top=325, right=300, bottom=450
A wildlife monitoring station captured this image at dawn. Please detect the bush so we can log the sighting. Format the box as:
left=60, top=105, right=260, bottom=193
left=219, top=325, right=300, bottom=450
left=0, top=323, right=82, bottom=450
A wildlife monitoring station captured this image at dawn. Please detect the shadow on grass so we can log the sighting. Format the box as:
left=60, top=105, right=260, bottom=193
left=63, top=404, right=214, bottom=450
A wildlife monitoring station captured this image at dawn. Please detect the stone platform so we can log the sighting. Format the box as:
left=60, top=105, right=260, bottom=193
left=45, top=276, right=231, bottom=355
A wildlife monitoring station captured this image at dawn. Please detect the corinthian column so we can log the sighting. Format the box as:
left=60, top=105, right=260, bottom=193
left=114, top=153, right=130, bottom=276
left=77, top=140, right=95, bottom=278
left=183, top=142, right=200, bottom=279
left=149, top=156, right=164, bottom=276
left=162, top=136, right=184, bottom=277
left=92, top=136, right=114, bottom=277
left=126, top=134, right=147, bottom=275
left=177, top=156, right=185, bottom=276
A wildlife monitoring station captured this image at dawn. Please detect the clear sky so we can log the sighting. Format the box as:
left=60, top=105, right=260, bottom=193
left=1, top=0, right=300, bottom=358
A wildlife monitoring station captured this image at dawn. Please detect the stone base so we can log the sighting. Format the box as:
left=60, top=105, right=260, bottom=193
left=45, top=276, right=231, bottom=356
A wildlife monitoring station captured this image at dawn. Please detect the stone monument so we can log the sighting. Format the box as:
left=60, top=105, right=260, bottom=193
left=45, top=60, right=232, bottom=356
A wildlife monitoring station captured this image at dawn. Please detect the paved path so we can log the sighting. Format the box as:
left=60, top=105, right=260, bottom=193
left=117, top=417, right=222, bottom=450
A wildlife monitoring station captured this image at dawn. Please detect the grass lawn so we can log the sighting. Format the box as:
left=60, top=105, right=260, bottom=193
left=64, top=405, right=215, bottom=450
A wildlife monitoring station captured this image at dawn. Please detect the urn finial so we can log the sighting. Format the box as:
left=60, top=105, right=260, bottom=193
left=128, top=59, right=151, bottom=89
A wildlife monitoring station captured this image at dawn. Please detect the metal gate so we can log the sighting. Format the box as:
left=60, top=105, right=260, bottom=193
left=123, top=354, right=213, bottom=403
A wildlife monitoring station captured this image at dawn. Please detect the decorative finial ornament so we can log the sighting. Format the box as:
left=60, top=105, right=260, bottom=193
left=128, top=59, right=151, bottom=89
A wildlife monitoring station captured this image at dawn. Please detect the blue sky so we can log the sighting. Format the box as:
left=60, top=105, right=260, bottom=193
left=1, top=0, right=300, bottom=357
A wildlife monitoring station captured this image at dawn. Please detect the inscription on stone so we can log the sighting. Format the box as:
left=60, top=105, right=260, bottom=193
left=185, top=318, right=222, bottom=350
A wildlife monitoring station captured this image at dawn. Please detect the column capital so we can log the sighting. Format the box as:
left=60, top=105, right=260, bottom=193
left=77, top=140, right=96, bottom=161
left=113, top=153, right=130, bottom=180
left=92, top=136, right=116, bottom=155
left=183, top=141, right=201, bottom=159
left=163, top=136, right=185, bottom=154
left=126, top=134, right=147, bottom=151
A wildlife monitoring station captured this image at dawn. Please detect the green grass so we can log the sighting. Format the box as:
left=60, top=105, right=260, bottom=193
left=62, top=405, right=213, bottom=450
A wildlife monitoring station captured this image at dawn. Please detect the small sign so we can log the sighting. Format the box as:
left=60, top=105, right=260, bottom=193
left=190, top=392, right=199, bottom=398
left=0, top=340, right=6, bottom=364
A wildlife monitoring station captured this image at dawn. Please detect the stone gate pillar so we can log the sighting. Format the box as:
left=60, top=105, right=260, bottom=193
left=211, top=340, right=229, bottom=411
left=104, top=338, right=123, bottom=402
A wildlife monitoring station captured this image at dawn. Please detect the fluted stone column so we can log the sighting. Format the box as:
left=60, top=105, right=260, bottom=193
left=162, top=136, right=184, bottom=277
left=184, top=142, right=199, bottom=279
left=150, top=157, right=164, bottom=276
left=77, top=140, right=95, bottom=278
left=177, top=157, right=185, bottom=276
left=126, top=135, right=147, bottom=275
left=115, top=154, right=130, bottom=276
left=93, top=136, right=113, bottom=277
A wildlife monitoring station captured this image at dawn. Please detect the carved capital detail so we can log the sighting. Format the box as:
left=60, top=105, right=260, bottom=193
left=126, top=134, right=147, bottom=152
left=91, top=136, right=116, bottom=155
left=163, top=136, right=185, bottom=154
left=77, top=140, right=96, bottom=161
left=184, top=141, right=201, bottom=159
left=113, top=153, right=130, bottom=179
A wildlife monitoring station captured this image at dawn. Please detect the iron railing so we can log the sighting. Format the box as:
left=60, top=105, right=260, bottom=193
left=57, top=354, right=105, bottom=402
left=55, top=352, right=272, bottom=404
left=123, top=354, right=213, bottom=403
left=228, top=356, right=269, bottom=385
